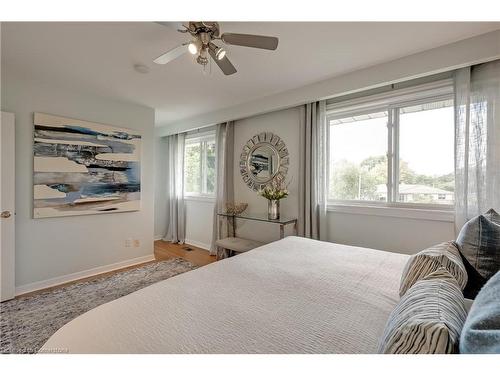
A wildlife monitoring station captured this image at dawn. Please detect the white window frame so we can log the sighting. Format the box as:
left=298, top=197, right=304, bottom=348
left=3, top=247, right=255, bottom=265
left=326, top=79, right=455, bottom=221
left=184, top=131, right=216, bottom=199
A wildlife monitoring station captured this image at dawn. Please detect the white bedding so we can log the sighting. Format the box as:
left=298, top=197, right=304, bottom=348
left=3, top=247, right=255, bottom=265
left=41, top=236, right=409, bottom=354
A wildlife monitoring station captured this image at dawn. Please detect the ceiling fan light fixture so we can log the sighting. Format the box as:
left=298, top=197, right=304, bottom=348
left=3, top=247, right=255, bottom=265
left=196, top=55, right=209, bottom=66
left=188, top=39, right=201, bottom=55
left=216, top=47, right=226, bottom=60
left=154, top=22, right=279, bottom=76
left=208, top=43, right=226, bottom=61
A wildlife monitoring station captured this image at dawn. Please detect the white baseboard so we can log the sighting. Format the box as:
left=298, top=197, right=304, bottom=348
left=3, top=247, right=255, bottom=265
left=153, top=236, right=211, bottom=251
left=154, top=235, right=164, bottom=241
left=15, top=254, right=155, bottom=296
left=185, top=238, right=211, bottom=251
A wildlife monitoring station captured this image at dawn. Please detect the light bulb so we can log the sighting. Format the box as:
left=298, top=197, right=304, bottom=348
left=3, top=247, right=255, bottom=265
left=216, top=48, right=226, bottom=60
left=208, top=43, right=226, bottom=61
left=188, top=40, right=201, bottom=55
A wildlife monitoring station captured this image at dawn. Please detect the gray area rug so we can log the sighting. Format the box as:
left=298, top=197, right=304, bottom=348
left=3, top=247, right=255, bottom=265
left=0, top=258, right=197, bottom=354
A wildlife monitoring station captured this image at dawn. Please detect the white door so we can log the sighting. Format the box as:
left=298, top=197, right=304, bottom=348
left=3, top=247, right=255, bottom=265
left=1, top=111, right=15, bottom=301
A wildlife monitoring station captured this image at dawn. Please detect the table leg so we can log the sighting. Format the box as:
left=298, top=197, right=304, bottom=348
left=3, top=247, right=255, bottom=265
left=280, top=224, right=284, bottom=239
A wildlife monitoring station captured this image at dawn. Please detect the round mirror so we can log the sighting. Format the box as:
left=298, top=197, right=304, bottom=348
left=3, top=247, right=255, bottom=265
left=240, top=132, right=289, bottom=191
left=248, top=145, right=279, bottom=182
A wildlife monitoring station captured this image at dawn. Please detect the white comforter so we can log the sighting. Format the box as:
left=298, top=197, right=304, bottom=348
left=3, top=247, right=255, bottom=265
left=41, top=236, right=409, bottom=354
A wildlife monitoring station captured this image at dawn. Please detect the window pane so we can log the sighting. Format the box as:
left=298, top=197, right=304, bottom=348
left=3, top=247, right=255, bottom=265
left=398, top=99, right=454, bottom=204
left=205, top=139, right=216, bottom=194
left=184, top=141, right=201, bottom=194
left=329, top=111, right=388, bottom=201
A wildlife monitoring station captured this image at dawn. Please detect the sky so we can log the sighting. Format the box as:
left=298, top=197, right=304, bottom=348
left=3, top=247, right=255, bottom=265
left=329, top=105, right=454, bottom=176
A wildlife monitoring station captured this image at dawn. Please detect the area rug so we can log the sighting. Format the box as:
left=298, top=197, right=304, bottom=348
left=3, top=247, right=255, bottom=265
left=0, top=258, right=197, bottom=354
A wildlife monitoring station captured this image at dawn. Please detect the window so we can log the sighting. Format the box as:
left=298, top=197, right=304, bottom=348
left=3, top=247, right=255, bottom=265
left=397, top=100, right=454, bottom=205
left=327, top=81, right=455, bottom=208
left=184, top=132, right=216, bottom=197
left=329, top=111, right=388, bottom=201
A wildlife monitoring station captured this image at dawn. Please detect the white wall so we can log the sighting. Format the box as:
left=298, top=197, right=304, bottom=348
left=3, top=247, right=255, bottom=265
left=327, top=212, right=455, bottom=255
left=184, top=199, right=214, bottom=250
left=233, top=108, right=301, bottom=243
left=1, top=74, right=155, bottom=289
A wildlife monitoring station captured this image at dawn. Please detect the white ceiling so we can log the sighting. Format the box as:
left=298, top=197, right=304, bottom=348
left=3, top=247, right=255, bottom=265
left=2, top=22, right=499, bottom=127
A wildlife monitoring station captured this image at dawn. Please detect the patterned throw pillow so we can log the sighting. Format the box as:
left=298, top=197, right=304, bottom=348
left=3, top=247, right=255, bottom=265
left=379, top=268, right=467, bottom=354
left=456, top=209, right=500, bottom=299
left=399, top=241, right=467, bottom=297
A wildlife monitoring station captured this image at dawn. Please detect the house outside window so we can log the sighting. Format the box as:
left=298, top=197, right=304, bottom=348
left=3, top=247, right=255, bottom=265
left=327, top=79, right=455, bottom=210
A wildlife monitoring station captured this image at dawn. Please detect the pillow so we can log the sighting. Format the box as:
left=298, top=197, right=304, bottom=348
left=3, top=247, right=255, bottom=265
left=379, top=268, right=467, bottom=354
left=485, top=208, right=500, bottom=225
left=399, top=241, right=467, bottom=297
left=460, top=271, right=500, bottom=353
left=456, top=209, right=500, bottom=298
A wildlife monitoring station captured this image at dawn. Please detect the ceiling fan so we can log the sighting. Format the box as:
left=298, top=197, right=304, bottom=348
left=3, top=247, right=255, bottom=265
left=153, top=22, right=279, bottom=76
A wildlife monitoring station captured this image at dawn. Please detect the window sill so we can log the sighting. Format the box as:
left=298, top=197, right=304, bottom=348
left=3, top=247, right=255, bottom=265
left=327, top=203, right=454, bottom=222
left=184, top=195, right=216, bottom=203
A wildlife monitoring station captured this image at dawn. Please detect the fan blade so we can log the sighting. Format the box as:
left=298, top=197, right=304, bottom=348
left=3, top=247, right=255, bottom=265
left=208, top=48, right=237, bottom=75
left=153, top=44, right=188, bottom=65
left=221, top=33, right=278, bottom=50
left=155, top=22, right=189, bottom=32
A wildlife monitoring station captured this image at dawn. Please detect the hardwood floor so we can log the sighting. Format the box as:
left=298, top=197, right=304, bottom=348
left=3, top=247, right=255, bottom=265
left=154, top=240, right=216, bottom=267
left=16, top=242, right=215, bottom=299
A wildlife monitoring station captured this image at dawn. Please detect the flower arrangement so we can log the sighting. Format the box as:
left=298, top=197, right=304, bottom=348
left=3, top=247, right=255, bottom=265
left=258, top=178, right=290, bottom=201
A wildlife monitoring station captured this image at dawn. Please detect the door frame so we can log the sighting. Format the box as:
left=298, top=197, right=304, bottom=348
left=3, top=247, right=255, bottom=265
left=1, top=111, right=16, bottom=301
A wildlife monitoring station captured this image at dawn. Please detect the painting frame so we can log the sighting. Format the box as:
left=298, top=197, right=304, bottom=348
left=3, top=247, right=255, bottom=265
left=33, top=113, right=142, bottom=218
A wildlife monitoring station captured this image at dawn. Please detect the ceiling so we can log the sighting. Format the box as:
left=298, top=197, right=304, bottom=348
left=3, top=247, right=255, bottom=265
left=2, top=22, right=499, bottom=127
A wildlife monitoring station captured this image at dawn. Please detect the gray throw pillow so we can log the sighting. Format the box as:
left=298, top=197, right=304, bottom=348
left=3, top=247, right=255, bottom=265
left=379, top=268, right=467, bottom=354
left=460, top=271, right=500, bottom=353
left=485, top=208, right=500, bottom=225
left=399, top=241, right=467, bottom=297
left=456, top=209, right=500, bottom=299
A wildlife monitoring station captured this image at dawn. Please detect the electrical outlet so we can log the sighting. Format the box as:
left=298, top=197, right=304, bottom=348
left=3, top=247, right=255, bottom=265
left=133, top=239, right=140, bottom=248
left=125, top=239, right=132, bottom=248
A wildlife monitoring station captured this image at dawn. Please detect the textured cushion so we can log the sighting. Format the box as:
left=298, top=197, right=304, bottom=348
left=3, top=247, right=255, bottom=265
left=456, top=209, right=500, bottom=298
left=460, top=271, right=500, bottom=353
left=399, top=241, right=467, bottom=297
left=485, top=208, right=500, bottom=225
left=379, top=268, right=467, bottom=354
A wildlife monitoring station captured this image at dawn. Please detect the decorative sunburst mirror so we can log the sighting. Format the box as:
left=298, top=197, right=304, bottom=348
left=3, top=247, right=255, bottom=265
left=239, top=132, right=289, bottom=191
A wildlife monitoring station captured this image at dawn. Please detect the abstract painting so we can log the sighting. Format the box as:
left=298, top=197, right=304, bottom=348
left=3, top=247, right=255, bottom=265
left=33, top=113, right=141, bottom=218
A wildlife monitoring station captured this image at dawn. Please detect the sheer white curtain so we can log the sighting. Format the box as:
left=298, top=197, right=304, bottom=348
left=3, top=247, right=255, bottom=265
left=455, top=60, right=500, bottom=232
left=210, top=121, right=234, bottom=257
left=298, top=100, right=328, bottom=240
left=163, top=133, right=186, bottom=243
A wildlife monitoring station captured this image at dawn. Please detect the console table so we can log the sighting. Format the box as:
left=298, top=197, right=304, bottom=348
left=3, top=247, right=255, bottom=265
left=215, top=212, right=298, bottom=258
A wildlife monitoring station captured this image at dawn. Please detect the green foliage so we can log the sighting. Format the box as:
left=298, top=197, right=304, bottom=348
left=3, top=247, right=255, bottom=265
left=330, top=157, right=387, bottom=200
left=206, top=142, right=216, bottom=194
left=184, top=139, right=216, bottom=195
left=329, top=155, right=454, bottom=201
left=185, top=143, right=201, bottom=193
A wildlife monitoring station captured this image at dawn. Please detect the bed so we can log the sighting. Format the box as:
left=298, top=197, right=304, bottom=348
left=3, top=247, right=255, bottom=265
left=41, top=236, right=409, bottom=354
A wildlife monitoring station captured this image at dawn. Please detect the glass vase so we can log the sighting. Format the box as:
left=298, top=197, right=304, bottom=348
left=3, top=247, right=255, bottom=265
left=268, top=199, right=280, bottom=220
